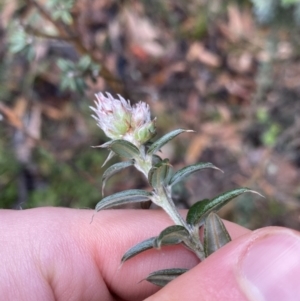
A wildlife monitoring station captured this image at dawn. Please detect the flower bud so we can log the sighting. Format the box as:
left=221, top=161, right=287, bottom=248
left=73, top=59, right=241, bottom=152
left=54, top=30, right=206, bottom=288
left=133, top=119, right=156, bottom=145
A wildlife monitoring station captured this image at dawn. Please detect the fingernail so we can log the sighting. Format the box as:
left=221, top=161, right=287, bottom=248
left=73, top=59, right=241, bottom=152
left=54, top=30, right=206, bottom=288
left=240, top=231, right=300, bottom=301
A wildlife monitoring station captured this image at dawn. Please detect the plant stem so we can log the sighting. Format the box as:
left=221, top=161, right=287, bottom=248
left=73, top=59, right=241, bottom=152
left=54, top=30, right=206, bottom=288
left=162, top=186, right=189, bottom=228
left=134, top=155, right=152, bottom=178
left=133, top=148, right=206, bottom=260
left=157, top=186, right=205, bottom=261
left=190, top=226, right=205, bottom=261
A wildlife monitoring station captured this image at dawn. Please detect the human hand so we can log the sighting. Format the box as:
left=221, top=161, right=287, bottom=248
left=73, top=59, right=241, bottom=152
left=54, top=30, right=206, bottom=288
left=0, top=208, right=299, bottom=301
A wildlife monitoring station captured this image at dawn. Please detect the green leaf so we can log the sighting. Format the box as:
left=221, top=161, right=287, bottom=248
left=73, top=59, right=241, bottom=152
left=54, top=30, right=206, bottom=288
left=97, top=140, right=114, bottom=148
left=204, top=212, right=231, bottom=257
left=78, top=55, right=92, bottom=71
left=145, top=268, right=188, bottom=287
left=148, top=159, right=172, bottom=189
left=9, top=28, right=29, bottom=54
left=121, top=237, right=156, bottom=263
left=61, top=11, right=73, bottom=25
left=187, top=188, right=261, bottom=226
left=154, top=225, right=190, bottom=249
left=102, top=160, right=134, bottom=195
left=106, top=140, right=140, bottom=159
left=57, top=58, right=74, bottom=71
left=169, top=162, right=222, bottom=186
left=95, top=189, right=153, bottom=211
left=152, top=155, right=163, bottom=165
left=74, top=78, right=86, bottom=94
left=147, top=129, right=194, bottom=155
left=281, top=0, right=300, bottom=7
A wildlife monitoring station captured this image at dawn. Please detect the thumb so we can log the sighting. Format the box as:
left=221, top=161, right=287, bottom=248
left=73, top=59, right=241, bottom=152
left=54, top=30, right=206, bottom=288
left=144, top=227, right=300, bottom=301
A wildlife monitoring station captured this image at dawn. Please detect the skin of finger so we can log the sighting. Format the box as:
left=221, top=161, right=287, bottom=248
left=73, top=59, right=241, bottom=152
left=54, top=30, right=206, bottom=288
left=144, top=227, right=300, bottom=301
left=0, top=208, right=250, bottom=301
left=0, top=208, right=116, bottom=301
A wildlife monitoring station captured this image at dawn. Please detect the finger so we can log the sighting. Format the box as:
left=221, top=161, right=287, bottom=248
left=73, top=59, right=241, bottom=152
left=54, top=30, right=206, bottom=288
left=0, top=208, right=115, bottom=301
left=144, top=227, right=300, bottom=301
left=0, top=208, right=249, bottom=301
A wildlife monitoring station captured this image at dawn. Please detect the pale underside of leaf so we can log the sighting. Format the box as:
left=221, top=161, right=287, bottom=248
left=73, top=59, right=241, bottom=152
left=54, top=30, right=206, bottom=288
left=121, top=237, right=156, bottom=263
left=204, top=212, right=231, bottom=257
left=148, top=160, right=171, bottom=189
left=101, top=160, right=134, bottom=195
left=186, top=188, right=259, bottom=227
left=147, top=129, right=194, bottom=155
left=95, top=189, right=153, bottom=211
left=169, top=162, right=222, bottom=187
left=154, top=225, right=190, bottom=249
left=145, top=268, right=188, bottom=287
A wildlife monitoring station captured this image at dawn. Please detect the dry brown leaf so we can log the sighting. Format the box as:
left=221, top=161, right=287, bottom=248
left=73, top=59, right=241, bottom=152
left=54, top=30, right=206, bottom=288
left=0, top=101, right=24, bottom=130
left=14, top=105, right=42, bottom=164
left=148, top=62, right=186, bottom=86
left=185, top=135, right=210, bottom=164
left=219, top=5, right=254, bottom=42
left=124, top=9, right=165, bottom=58
left=227, top=5, right=245, bottom=40
left=27, top=104, right=42, bottom=140
left=224, top=80, right=250, bottom=100
left=14, top=97, right=28, bottom=117
left=1, top=0, right=19, bottom=26
left=203, top=122, right=242, bottom=153
left=227, top=52, right=253, bottom=74
left=187, top=42, right=221, bottom=68
left=215, top=105, right=232, bottom=122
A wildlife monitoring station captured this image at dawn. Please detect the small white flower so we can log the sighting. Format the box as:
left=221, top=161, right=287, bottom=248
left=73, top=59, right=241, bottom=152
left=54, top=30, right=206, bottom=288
left=131, top=102, right=151, bottom=128
left=91, top=92, right=156, bottom=146
left=90, top=92, right=131, bottom=140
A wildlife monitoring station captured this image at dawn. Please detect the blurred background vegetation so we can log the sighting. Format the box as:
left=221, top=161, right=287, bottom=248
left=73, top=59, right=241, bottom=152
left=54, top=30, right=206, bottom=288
left=1, top=0, right=300, bottom=230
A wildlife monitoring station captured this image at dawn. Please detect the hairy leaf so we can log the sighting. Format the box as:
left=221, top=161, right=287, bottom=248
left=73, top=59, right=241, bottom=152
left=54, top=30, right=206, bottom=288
left=102, top=160, right=134, bottom=195
left=92, top=140, right=114, bottom=150
left=91, top=143, right=115, bottom=166
left=121, top=237, right=156, bottom=263
left=148, top=159, right=172, bottom=189
left=169, top=162, right=222, bottom=186
left=108, top=140, right=140, bottom=158
left=95, top=189, right=153, bottom=211
left=147, top=129, right=194, bottom=155
left=145, top=268, right=188, bottom=287
left=204, top=212, right=231, bottom=257
left=154, top=225, right=190, bottom=249
left=152, top=155, right=163, bottom=166
left=101, top=151, right=115, bottom=167
left=186, top=188, right=260, bottom=226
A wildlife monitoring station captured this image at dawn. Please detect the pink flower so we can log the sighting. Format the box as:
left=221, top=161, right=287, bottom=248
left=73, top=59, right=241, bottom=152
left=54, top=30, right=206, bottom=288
left=131, top=102, right=151, bottom=127
left=91, top=92, right=156, bottom=146
left=90, top=93, right=131, bottom=139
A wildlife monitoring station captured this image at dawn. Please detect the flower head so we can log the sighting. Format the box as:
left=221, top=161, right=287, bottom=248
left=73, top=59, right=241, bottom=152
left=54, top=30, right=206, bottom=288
left=90, top=93, right=131, bottom=140
left=131, top=102, right=151, bottom=127
left=91, top=92, right=156, bottom=146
